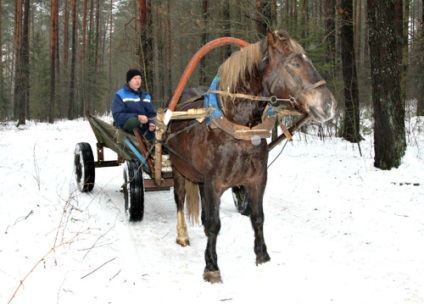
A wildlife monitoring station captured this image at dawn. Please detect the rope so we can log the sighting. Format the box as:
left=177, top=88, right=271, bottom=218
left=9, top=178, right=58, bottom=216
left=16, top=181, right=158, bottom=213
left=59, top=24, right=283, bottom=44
left=208, top=89, right=294, bottom=105
left=267, top=139, right=289, bottom=169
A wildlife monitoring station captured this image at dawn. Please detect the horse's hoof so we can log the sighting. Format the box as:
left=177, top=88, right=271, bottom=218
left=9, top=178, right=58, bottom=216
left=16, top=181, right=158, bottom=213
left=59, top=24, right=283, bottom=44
left=256, top=254, right=271, bottom=265
left=176, top=238, right=190, bottom=247
left=203, top=270, right=222, bottom=284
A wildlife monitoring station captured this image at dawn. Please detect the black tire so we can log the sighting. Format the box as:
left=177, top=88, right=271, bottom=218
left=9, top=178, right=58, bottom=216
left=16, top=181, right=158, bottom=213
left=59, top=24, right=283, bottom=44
left=232, top=186, right=251, bottom=216
left=74, top=142, right=95, bottom=192
left=123, top=160, right=145, bottom=222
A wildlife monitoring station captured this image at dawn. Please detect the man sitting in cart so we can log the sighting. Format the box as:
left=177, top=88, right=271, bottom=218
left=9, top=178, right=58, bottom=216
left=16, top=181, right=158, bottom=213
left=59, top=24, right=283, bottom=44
left=111, top=68, right=156, bottom=141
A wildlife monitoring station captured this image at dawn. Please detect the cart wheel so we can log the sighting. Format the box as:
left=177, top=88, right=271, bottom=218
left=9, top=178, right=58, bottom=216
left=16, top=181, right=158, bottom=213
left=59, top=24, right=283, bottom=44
left=123, top=160, right=144, bottom=222
left=232, top=186, right=251, bottom=216
left=74, top=142, right=95, bottom=192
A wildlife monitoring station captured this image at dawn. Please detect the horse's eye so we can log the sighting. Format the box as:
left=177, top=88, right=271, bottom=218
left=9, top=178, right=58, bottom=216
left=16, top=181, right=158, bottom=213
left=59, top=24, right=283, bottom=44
left=291, top=61, right=301, bottom=68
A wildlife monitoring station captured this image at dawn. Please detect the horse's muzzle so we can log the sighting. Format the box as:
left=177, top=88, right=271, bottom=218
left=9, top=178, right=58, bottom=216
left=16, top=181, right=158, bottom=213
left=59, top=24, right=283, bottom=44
left=309, top=98, right=336, bottom=122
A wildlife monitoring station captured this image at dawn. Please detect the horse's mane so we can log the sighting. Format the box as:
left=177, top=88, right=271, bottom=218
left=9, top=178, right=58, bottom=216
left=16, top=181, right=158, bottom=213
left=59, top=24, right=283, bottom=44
left=217, top=31, right=306, bottom=93
left=217, top=41, right=264, bottom=93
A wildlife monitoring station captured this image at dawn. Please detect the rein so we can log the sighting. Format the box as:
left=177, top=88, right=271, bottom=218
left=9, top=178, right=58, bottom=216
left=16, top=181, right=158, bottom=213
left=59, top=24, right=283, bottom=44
left=166, top=119, right=200, bottom=141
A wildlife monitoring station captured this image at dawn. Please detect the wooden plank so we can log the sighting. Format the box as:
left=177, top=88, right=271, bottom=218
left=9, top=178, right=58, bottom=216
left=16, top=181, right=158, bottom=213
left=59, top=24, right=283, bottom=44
left=144, top=178, right=174, bottom=191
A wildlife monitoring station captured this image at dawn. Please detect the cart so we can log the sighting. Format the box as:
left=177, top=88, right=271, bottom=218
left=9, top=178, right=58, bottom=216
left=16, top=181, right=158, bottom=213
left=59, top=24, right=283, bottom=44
left=74, top=111, right=175, bottom=221
left=73, top=36, right=311, bottom=222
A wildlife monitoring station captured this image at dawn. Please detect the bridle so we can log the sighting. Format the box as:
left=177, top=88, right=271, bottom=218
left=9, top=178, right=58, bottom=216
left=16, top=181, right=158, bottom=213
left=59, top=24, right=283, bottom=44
left=266, top=52, right=327, bottom=109
left=207, top=52, right=327, bottom=113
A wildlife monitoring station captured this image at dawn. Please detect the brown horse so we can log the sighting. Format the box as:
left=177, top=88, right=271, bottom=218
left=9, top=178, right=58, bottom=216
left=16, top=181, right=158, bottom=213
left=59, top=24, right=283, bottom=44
left=165, top=30, right=336, bottom=283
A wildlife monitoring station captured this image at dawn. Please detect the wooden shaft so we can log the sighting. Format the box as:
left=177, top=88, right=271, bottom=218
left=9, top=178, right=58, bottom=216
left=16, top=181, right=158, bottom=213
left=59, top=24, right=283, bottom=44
left=154, top=128, right=163, bottom=186
left=268, top=114, right=310, bottom=151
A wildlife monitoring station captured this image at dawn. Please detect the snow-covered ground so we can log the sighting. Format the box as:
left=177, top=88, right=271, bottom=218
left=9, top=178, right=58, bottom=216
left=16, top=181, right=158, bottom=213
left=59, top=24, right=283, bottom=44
left=1, top=116, right=423, bottom=304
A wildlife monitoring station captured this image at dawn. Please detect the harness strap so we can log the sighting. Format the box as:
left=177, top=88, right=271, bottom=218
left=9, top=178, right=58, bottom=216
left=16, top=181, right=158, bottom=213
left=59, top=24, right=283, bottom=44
left=210, top=115, right=277, bottom=140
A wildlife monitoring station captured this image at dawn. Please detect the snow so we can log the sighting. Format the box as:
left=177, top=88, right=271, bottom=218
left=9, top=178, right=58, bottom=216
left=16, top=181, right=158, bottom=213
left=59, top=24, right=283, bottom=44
left=1, top=117, right=423, bottom=304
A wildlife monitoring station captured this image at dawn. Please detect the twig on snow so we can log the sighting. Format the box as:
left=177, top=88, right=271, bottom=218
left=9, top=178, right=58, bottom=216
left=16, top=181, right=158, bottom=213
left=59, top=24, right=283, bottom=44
left=33, top=144, right=41, bottom=190
left=82, top=225, right=114, bottom=259
left=5, top=210, right=34, bottom=234
left=80, top=257, right=117, bottom=280
left=8, top=228, right=88, bottom=304
left=109, top=269, right=121, bottom=281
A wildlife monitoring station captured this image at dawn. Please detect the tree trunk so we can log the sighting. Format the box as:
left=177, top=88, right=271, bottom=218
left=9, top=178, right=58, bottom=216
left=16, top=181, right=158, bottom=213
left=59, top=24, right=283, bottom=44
left=62, top=0, right=69, bottom=118
left=22, top=0, right=30, bottom=120
left=301, top=0, right=308, bottom=38
left=63, top=0, right=69, bottom=68
left=152, top=1, right=162, bottom=101
left=82, top=0, right=87, bottom=60
left=340, top=0, right=361, bottom=143
left=395, top=0, right=408, bottom=113
left=292, top=0, right=297, bottom=33
left=417, top=0, right=424, bottom=116
left=200, top=0, right=209, bottom=84
left=221, top=0, right=231, bottom=61
left=324, top=0, right=336, bottom=80
left=49, top=0, right=59, bottom=123
left=355, top=0, right=362, bottom=64
left=139, top=0, right=153, bottom=93
left=68, top=0, right=77, bottom=119
left=14, top=0, right=25, bottom=125
left=166, top=0, right=172, bottom=98
left=108, top=0, right=113, bottom=105
left=0, top=0, right=4, bottom=119
left=368, top=0, right=406, bottom=169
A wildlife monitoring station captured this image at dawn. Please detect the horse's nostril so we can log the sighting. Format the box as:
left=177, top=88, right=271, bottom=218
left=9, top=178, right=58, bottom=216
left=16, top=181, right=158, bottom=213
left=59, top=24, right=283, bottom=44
left=325, top=101, right=333, bottom=114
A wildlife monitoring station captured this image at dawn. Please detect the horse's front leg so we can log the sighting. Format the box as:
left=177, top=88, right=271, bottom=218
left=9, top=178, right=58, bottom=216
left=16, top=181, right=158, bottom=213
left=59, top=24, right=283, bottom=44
left=201, top=182, right=222, bottom=283
left=247, top=183, right=271, bottom=265
left=173, top=170, right=190, bottom=246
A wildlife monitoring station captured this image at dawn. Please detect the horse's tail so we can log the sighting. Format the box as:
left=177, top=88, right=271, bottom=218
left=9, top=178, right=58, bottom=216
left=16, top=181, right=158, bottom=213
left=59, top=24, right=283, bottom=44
left=185, top=178, right=200, bottom=224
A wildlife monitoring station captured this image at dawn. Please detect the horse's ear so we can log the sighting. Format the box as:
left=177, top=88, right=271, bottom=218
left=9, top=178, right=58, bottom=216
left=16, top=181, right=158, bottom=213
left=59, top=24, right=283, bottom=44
left=267, top=31, right=276, bottom=48
left=267, top=30, right=292, bottom=57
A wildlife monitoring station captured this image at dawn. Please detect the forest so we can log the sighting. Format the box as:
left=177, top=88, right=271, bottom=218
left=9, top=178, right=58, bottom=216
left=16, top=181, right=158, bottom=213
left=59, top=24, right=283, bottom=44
left=0, top=0, right=423, bottom=169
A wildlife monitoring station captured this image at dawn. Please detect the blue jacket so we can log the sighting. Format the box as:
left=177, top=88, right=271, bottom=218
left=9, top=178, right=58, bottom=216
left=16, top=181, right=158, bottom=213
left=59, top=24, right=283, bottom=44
left=112, top=84, right=156, bottom=128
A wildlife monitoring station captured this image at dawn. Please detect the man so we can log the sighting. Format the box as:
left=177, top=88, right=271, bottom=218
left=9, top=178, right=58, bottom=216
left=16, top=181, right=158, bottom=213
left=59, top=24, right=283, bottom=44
left=112, top=69, right=156, bottom=140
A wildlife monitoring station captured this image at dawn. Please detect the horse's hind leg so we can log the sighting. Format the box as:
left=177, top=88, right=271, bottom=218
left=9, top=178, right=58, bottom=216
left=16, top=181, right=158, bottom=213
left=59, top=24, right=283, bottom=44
left=247, top=184, right=271, bottom=265
left=173, top=170, right=190, bottom=246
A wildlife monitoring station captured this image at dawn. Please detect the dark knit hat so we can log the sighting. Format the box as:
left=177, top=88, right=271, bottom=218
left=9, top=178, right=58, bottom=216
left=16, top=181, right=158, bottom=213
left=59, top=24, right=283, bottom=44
left=126, top=69, right=142, bottom=83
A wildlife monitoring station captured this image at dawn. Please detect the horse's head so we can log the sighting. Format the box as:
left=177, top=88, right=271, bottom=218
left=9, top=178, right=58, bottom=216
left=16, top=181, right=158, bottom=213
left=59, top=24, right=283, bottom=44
left=262, top=30, right=337, bottom=122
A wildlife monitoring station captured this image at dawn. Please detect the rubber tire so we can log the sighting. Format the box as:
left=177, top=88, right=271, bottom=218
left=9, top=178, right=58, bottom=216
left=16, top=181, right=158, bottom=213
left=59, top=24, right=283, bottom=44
left=232, top=186, right=251, bottom=216
left=123, top=160, right=145, bottom=222
left=74, top=142, right=95, bottom=192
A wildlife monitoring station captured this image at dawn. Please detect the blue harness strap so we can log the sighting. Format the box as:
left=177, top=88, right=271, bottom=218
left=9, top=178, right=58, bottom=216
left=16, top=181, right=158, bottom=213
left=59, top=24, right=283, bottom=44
left=204, top=75, right=222, bottom=126
left=204, top=74, right=275, bottom=125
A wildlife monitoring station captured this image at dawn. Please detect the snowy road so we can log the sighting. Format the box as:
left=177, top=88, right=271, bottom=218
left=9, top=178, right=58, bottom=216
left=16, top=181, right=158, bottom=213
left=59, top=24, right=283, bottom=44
left=1, top=118, right=424, bottom=304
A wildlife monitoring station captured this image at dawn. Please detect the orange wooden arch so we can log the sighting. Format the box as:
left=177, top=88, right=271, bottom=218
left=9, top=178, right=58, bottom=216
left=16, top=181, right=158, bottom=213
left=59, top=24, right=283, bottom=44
left=164, top=37, right=250, bottom=125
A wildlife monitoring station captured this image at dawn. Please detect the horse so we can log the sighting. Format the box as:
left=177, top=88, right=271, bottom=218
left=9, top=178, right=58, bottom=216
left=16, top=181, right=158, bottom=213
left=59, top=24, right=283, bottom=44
left=164, top=30, right=336, bottom=283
